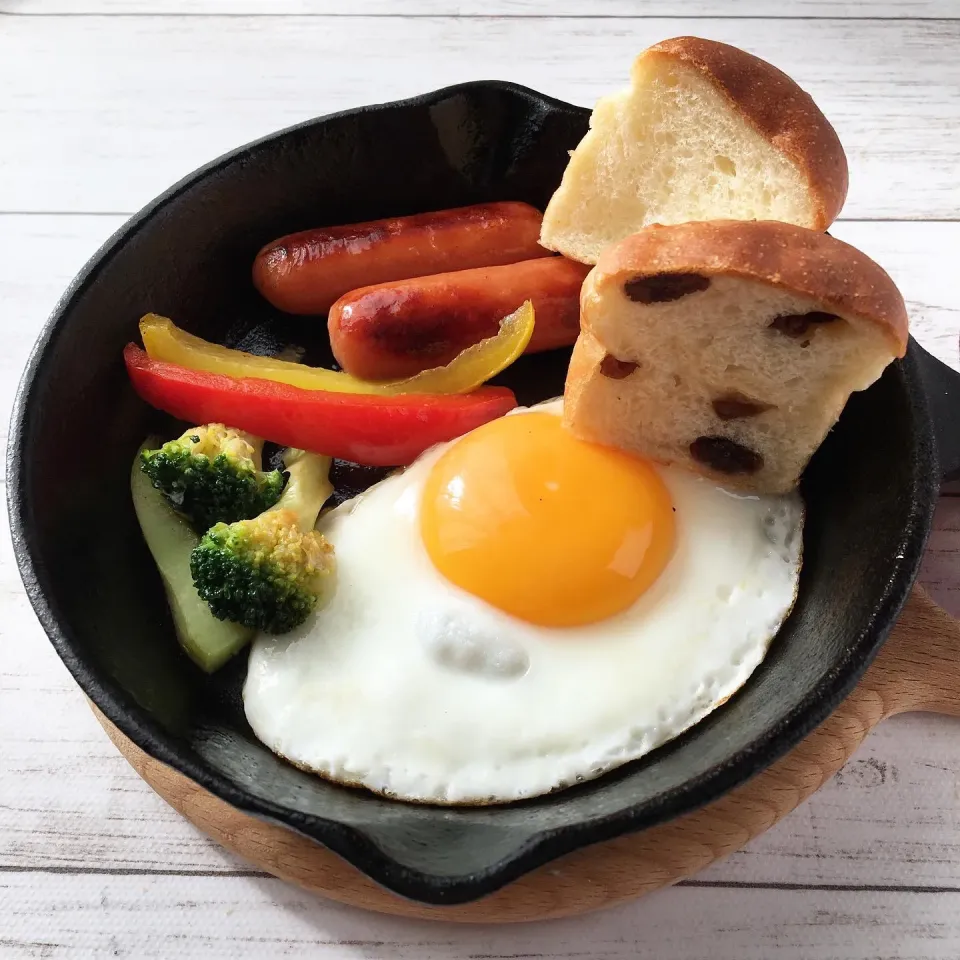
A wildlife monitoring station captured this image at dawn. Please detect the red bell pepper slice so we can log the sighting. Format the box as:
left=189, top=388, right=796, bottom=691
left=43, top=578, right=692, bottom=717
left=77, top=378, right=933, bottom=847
left=124, top=344, right=517, bottom=467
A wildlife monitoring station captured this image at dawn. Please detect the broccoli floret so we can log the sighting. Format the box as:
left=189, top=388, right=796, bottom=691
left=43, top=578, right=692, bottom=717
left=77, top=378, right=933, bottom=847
left=140, top=423, right=284, bottom=532
left=190, top=449, right=336, bottom=633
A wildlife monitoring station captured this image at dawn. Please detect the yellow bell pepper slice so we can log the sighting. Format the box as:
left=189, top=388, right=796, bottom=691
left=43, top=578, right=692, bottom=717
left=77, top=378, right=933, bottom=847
left=139, top=302, right=535, bottom=397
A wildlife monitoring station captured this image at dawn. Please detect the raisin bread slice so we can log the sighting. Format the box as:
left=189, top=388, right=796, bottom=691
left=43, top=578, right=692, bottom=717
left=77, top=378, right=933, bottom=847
left=563, top=220, right=908, bottom=494
left=540, top=37, right=848, bottom=265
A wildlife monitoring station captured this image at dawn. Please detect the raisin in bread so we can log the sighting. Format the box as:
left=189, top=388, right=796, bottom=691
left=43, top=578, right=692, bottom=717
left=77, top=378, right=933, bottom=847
left=540, top=37, right=848, bottom=265
left=563, top=220, right=908, bottom=494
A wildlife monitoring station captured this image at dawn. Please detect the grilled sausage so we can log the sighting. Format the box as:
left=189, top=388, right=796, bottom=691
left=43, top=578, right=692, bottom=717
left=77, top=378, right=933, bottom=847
left=253, top=202, right=551, bottom=315
left=328, top=256, right=591, bottom=381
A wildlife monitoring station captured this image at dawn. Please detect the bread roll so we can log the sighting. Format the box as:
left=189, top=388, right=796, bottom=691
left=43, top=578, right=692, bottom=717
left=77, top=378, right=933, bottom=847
left=563, top=220, right=908, bottom=493
left=540, top=37, right=848, bottom=264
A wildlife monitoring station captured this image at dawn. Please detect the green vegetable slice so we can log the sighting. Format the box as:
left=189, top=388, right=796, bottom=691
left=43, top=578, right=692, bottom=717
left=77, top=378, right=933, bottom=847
left=131, top=440, right=254, bottom=672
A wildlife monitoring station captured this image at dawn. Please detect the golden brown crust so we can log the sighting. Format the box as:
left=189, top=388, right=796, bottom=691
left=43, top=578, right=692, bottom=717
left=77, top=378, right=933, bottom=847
left=645, top=37, right=848, bottom=229
left=591, top=220, right=908, bottom=355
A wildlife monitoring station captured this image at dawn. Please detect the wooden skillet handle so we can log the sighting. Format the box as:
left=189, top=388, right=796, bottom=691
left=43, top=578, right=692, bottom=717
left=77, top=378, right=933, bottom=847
left=867, top=586, right=960, bottom=718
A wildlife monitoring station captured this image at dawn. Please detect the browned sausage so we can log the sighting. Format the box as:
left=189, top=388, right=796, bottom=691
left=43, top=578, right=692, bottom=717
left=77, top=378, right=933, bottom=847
left=328, top=257, right=591, bottom=381
left=252, top=202, right=552, bottom=315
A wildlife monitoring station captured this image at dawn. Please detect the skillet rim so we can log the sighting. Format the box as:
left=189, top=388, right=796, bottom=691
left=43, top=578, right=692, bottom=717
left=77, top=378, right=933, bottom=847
left=6, top=79, right=940, bottom=905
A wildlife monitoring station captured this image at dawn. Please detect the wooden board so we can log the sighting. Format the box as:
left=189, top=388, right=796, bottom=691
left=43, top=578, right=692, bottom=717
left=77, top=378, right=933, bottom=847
left=1, top=16, right=959, bottom=219
left=87, top=586, right=960, bottom=923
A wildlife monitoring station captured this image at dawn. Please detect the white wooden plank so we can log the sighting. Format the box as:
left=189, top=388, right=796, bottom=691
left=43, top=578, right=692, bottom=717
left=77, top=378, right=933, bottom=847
left=4, top=872, right=960, bottom=959
left=828, top=221, right=959, bottom=374
left=0, top=17, right=957, bottom=218
left=3, top=1, right=957, bottom=16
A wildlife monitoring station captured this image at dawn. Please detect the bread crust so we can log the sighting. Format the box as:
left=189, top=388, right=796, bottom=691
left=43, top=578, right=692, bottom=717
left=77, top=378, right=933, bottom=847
left=563, top=329, right=607, bottom=419
left=645, top=37, right=848, bottom=229
left=589, top=220, right=908, bottom=355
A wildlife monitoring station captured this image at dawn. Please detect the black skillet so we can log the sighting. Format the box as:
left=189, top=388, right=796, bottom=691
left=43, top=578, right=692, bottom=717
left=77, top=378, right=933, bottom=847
left=8, top=81, right=960, bottom=906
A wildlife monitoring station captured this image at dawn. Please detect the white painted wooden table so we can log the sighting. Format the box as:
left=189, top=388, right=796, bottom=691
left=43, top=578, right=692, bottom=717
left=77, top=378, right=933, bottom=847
left=2, top=2, right=959, bottom=957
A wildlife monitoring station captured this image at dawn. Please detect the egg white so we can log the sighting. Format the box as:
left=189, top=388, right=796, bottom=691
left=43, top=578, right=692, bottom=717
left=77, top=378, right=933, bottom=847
left=243, top=401, right=803, bottom=805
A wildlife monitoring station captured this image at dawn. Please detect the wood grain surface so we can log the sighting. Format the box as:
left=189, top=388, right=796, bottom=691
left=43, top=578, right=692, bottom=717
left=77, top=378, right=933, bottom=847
left=1, top=16, right=958, bottom=218
left=1, top=2, right=959, bottom=957
left=4, top=2, right=959, bottom=16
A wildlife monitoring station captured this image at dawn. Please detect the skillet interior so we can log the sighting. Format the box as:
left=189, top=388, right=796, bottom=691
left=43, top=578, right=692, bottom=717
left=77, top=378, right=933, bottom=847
left=8, top=82, right=938, bottom=903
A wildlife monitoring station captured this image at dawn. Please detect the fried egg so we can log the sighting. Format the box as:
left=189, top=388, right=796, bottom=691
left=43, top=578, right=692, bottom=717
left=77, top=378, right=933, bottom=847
left=243, top=400, right=803, bottom=804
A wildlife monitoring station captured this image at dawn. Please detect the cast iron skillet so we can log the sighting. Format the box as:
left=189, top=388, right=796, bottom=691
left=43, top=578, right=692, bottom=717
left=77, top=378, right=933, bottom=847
left=9, top=81, right=960, bottom=906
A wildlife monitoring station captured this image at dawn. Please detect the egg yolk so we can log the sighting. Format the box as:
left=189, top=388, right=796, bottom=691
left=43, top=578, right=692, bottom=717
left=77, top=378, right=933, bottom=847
left=419, top=413, right=676, bottom=627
